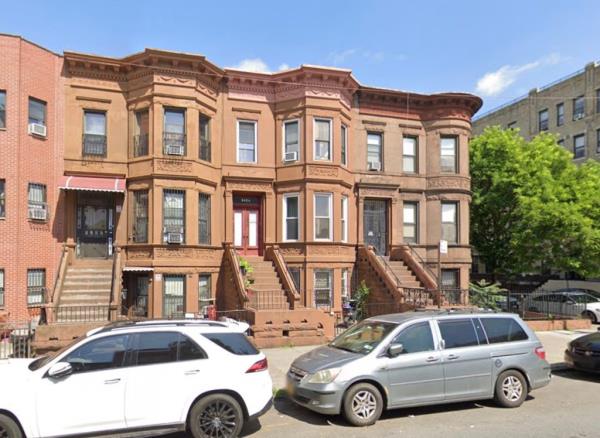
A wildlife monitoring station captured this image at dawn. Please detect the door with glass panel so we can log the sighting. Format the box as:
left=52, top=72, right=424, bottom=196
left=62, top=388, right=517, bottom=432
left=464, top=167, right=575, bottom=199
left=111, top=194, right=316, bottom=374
left=77, top=192, right=114, bottom=258
left=363, top=199, right=388, bottom=255
left=233, top=195, right=261, bottom=255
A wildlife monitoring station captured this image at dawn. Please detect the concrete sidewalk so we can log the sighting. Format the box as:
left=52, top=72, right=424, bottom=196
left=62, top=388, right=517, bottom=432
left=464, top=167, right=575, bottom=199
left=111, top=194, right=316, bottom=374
left=262, top=328, right=597, bottom=390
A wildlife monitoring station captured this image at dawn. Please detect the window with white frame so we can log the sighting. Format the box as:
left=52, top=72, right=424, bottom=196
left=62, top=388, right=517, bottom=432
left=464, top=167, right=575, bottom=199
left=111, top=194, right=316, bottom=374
left=341, top=268, right=349, bottom=301
left=237, top=120, right=257, bottom=163
left=27, top=268, right=45, bottom=306
left=403, top=136, right=417, bottom=173
left=289, top=267, right=301, bottom=291
left=441, top=202, right=458, bottom=244
left=314, top=193, right=332, bottom=240
left=163, top=108, right=186, bottom=155
left=403, top=202, right=418, bottom=244
left=163, top=190, right=185, bottom=243
left=314, top=270, right=332, bottom=308
left=199, top=274, right=212, bottom=310
left=28, top=183, right=47, bottom=221
left=283, top=194, right=299, bottom=241
left=574, top=134, right=586, bottom=159
left=367, top=132, right=382, bottom=170
left=314, top=118, right=331, bottom=161
left=0, top=91, right=5, bottom=129
left=283, top=120, right=299, bottom=161
left=341, top=124, right=348, bottom=165
left=440, top=137, right=458, bottom=173
left=0, top=269, right=4, bottom=307
left=573, top=95, right=585, bottom=120
left=28, top=98, right=46, bottom=126
left=163, top=274, right=185, bottom=318
left=341, top=195, right=348, bottom=242
left=198, top=193, right=211, bottom=245
left=199, top=114, right=211, bottom=162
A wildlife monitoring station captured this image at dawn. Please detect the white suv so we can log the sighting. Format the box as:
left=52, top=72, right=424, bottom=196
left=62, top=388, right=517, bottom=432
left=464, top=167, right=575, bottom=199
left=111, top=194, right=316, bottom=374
left=0, top=319, right=273, bottom=438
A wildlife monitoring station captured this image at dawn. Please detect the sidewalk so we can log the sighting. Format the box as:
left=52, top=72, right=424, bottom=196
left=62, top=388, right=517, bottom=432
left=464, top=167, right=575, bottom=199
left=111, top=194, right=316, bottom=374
left=262, top=328, right=597, bottom=390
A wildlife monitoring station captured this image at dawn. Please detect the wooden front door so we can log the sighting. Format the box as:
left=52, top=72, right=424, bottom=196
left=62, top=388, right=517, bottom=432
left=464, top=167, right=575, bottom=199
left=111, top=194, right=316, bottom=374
left=233, top=195, right=262, bottom=255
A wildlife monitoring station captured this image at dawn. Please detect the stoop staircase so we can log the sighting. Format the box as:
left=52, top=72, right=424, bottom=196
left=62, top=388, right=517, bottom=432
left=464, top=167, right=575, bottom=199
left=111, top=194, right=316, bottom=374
left=244, top=256, right=290, bottom=310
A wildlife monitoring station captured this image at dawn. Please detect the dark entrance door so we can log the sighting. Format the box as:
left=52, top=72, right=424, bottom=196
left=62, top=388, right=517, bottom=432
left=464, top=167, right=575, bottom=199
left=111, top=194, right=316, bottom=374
left=363, top=199, right=388, bottom=255
left=77, top=193, right=114, bottom=258
left=233, top=195, right=262, bottom=256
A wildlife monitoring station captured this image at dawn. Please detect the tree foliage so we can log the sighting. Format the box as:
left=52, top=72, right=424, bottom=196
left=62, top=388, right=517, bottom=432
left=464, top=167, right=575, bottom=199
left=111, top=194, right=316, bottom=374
left=469, top=280, right=507, bottom=310
left=470, top=127, right=600, bottom=278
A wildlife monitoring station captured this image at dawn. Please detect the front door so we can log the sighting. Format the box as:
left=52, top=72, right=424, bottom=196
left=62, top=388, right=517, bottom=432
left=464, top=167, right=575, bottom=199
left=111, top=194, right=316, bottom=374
left=77, top=193, right=114, bottom=258
left=363, top=199, right=387, bottom=255
left=233, top=195, right=261, bottom=255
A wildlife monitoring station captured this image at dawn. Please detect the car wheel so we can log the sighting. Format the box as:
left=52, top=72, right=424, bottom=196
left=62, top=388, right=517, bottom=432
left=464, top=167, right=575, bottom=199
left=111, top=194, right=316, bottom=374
left=494, top=370, right=527, bottom=408
left=189, top=394, right=244, bottom=438
left=342, top=382, right=383, bottom=427
left=0, top=414, right=22, bottom=438
left=583, top=311, right=598, bottom=324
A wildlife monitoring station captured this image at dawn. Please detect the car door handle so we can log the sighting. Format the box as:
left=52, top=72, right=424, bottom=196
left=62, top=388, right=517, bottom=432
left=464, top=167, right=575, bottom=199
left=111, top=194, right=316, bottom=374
left=104, top=378, right=121, bottom=385
left=446, top=354, right=460, bottom=361
left=426, top=356, right=440, bottom=363
left=184, top=369, right=200, bottom=375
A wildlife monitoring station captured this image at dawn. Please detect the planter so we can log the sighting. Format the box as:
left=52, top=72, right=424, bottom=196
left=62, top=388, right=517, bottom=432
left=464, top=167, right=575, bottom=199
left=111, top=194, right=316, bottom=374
left=240, top=267, right=247, bottom=276
left=526, top=318, right=592, bottom=331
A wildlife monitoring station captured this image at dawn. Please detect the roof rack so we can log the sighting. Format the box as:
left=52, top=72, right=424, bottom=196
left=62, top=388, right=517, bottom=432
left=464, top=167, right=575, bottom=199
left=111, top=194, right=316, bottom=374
left=90, top=319, right=231, bottom=336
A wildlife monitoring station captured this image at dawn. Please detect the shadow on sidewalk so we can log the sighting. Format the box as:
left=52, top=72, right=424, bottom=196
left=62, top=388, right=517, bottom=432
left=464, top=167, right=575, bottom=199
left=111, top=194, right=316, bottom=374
left=552, top=368, right=600, bottom=384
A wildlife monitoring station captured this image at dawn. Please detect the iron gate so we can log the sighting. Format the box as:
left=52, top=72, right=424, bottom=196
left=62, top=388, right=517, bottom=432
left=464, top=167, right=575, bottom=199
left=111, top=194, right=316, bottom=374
left=363, top=199, right=387, bottom=255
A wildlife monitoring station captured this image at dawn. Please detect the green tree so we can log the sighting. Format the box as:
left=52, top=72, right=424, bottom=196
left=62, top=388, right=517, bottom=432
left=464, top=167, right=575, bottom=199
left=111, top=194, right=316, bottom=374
left=469, top=280, right=506, bottom=310
left=470, top=127, right=600, bottom=278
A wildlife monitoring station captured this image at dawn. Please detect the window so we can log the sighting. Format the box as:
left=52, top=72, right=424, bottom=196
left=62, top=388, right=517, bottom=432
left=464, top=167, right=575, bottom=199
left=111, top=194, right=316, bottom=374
left=314, top=270, right=332, bottom=308
left=341, top=268, right=349, bottom=300
left=556, top=103, right=564, bottom=126
left=341, top=196, right=348, bottom=242
left=133, top=190, right=148, bottom=243
left=0, top=269, right=4, bottom=307
left=403, top=136, right=417, bottom=173
left=199, top=114, right=211, bottom=162
left=202, top=333, right=259, bottom=356
left=178, top=334, right=207, bottom=361
left=438, top=319, right=480, bottom=349
left=198, top=193, right=211, bottom=245
left=199, top=274, right=212, bottom=310
left=283, top=194, right=299, bottom=241
left=135, top=332, right=178, bottom=365
left=163, top=190, right=185, bottom=243
left=367, top=132, right=382, bottom=169
left=289, top=267, right=301, bottom=291
left=27, top=268, right=45, bottom=306
left=597, top=129, right=600, bottom=154
left=64, top=334, right=129, bottom=373
left=403, top=202, right=418, bottom=244
left=163, top=108, right=186, bottom=155
left=0, top=91, right=5, bottom=129
left=507, top=121, right=517, bottom=129
left=0, top=179, right=4, bottom=218
left=83, top=110, right=107, bottom=156
left=441, top=269, right=459, bottom=289
left=341, top=124, right=348, bottom=165
left=28, top=98, right=46, bottom=126
left=597, top=89, right=600, bottom=114
left=574, top=134, right=585, bottom=159
left=391, top=322, right=435, bottom=354
left=441, top=202, right=458, bottom=243
left=557, top=139, right=565, bottom=147
left=163, top=275, right=185, bottom=318
left=480, top=318, right=528, bottom=344
left=314, top=118, right=331, bottom=161
left=440, top=137, right=457, bottom=173
left=237, top=120, right=257, bottom=163
left=538, top=109, right=548, bottom=131
left=573, top=95, right=585, bottom=120
left=283, top=120, right=299, bottom=161
left=314, top=193, right=332, bottom=240
left=28, top=183, right=47, bottom=220
left=134, top=110, right=149, bottom=157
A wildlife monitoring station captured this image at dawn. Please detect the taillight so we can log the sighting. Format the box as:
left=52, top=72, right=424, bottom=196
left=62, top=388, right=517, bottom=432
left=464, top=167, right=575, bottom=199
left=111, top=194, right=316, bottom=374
left=246, top=358, right=268, bottom=373
left=535, top=346, right=546, bottom=360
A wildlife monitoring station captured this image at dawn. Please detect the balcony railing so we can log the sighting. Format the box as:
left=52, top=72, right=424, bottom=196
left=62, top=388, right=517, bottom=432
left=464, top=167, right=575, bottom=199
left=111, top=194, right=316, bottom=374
left=133, top=133, right=149, bottom=157
left=82, top=133, right=107, bottom=157
left=163, top=132, right=186, bottom=156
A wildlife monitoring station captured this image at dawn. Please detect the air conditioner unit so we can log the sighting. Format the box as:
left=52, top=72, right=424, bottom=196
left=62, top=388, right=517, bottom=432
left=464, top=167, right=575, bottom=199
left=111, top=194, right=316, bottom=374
left=28, top=123, right=47, bottom=137
left=167, top=232, right=184, bottom=244
left=29, top=207, right=48, bottom=221
left=166, top=144, right=184, bottom=156
left=574, top=113, right=585, bottom=121
left=368, top=161, right=382, bottom=171
left=284, top=151, right=298, bottom=162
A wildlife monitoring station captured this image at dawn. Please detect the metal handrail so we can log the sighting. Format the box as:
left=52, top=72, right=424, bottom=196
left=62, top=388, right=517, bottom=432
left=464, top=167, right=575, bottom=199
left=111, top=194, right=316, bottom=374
left=406, top=244, right=438, bottom=283
left=376, top=255, right=401, bottom=288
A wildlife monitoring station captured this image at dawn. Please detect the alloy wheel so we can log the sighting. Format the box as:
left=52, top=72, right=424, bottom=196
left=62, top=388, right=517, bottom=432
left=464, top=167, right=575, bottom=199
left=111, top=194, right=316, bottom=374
left=502, top=375, right=523, bottom=402
left=352, top=390, right=377, bottom=419
left=0, top=425, right=8, bottom=438
left=197, top=399, right=238, bottom=438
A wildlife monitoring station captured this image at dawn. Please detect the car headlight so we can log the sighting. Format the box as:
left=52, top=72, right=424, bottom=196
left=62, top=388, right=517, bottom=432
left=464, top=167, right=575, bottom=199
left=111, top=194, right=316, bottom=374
left=305, top=368, right=341, bottom=384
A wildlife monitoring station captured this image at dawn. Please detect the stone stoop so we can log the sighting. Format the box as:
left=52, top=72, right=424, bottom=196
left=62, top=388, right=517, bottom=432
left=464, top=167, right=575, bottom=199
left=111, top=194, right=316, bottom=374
left=33, top=322, right=106, bottom=354
left=245, top=256, right=290, bottom=311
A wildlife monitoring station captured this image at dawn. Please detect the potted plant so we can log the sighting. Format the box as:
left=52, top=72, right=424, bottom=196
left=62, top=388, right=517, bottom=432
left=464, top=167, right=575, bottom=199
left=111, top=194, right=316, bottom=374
left=239, top=257, right=251, bottom=276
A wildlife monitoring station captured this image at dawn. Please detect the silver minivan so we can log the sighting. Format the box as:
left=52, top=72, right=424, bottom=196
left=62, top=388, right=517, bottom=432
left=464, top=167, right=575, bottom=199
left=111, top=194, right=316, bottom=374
left=287, top=311, right=551, bottom=426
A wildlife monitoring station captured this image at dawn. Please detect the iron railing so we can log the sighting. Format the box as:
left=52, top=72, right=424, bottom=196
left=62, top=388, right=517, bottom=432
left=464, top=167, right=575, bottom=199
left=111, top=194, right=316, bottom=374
left=27, top=287, right=46, bottom=306
left=41, top=305, right=112, bottom=324
left=82, top=133, right=107, bottom=157
left=377, top=255, right=402, bottom=288
left=163, top=295, right=185, bottom=319
left=133, top=133, right=149, bottom=157
left=246, top=289, right=290, bottom=311
left=406, top=244, right=438, bottom=284
left=0, top=321, right=35, bottom=359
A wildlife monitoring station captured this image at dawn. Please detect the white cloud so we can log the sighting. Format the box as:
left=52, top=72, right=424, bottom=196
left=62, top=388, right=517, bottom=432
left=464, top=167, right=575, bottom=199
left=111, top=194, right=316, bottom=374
left=329, top=49, right=358, bottom=65
left=329, top=49, right=404, bottom=66
left=228, top=58, right=291, bottom=73
left=475, top=53, right=565, bottom=97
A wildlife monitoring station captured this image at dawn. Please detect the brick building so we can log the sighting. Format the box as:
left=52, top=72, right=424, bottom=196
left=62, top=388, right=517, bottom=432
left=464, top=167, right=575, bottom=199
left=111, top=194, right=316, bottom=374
left=0, top=35, right=64, bottom=322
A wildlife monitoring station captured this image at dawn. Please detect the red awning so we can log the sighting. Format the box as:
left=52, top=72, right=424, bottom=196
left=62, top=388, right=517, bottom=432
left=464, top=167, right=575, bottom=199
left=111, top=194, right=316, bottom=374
left=59, top=176, right=125, bottom=193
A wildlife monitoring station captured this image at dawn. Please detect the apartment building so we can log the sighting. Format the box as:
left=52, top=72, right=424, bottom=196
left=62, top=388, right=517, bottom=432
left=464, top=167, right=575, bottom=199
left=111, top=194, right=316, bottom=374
left=0, top=36, right=481, bottom=345
left=0, top=35, right=64, bottom=322
left=473, top=61, right=600, bottom=161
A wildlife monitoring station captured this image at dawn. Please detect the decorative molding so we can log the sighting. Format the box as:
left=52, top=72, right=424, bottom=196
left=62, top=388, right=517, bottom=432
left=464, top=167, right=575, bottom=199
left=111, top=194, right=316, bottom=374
left=307, top=165, right=339, bottom=177
left=75, top=96, right=112, bottom=104
left=362, top=120, right=387, bottom=126
left=155, top=159, right=193, bottom=173
left=427, top=175, right=471, bottom=192
left=232, top=107, right=261, bottom=114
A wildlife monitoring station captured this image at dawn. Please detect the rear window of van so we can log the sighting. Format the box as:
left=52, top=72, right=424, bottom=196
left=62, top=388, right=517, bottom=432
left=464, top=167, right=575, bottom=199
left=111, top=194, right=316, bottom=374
left=480, top=318, right=528, bottom=344
left=202, top=333, right=259, bottom=355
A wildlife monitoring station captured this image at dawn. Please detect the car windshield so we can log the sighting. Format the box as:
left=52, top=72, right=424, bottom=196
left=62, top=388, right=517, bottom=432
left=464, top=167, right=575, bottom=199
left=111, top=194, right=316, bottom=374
left=330, top=320, right=397, bottom=355
left=570, top=294, right=599, bottom=304
left=28, top=336, right=84, bottom=371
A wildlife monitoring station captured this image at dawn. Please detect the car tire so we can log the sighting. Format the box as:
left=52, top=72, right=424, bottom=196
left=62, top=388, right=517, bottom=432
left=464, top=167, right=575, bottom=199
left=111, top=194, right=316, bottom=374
left=583, top=311, right=598, bottom=324
left=342, top=382, right=383, bottom=427
left=494, top=370, right=527, bottom=408
left=0, top=414, right=22, bottom=438
left=188, top=393, right=244, bottom=438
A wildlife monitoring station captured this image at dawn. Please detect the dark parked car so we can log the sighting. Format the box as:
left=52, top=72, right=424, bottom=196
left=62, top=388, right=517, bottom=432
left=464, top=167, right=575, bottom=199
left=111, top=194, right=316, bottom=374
left=564, top=330, right=600, bottom=373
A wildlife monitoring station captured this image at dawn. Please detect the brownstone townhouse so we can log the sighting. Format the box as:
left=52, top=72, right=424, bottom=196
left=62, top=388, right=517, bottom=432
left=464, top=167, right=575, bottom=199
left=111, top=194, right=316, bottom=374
left=0, top=34, right=481, bottom=346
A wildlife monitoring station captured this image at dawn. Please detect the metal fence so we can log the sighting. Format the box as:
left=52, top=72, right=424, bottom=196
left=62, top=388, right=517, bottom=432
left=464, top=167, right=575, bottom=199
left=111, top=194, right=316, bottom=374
left=0, top=321, right=35, bottom=359
left=42, top=305, right=112, bottom=324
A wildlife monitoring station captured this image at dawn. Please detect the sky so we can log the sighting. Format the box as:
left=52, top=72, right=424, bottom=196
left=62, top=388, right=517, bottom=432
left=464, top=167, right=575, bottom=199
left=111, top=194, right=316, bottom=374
left=3, top=0, right=600, bottom=114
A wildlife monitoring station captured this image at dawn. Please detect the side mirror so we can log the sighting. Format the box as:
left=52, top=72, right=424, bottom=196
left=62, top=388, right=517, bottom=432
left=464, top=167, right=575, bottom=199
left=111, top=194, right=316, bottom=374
left=387, top=343, right=404, bottom=358
left=47, top=362, right=73, bottom=379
